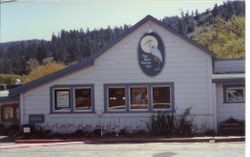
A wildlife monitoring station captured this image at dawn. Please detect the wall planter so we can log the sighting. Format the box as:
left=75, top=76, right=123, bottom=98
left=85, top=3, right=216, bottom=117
left=219, top=117, right=245, bottom=135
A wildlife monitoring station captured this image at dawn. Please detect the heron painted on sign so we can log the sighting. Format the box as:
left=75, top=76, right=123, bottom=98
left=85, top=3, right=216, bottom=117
left=144, top=39, right=162, bottom=63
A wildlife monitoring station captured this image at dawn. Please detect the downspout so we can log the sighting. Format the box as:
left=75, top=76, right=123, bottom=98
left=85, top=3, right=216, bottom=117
left=19, top=93, right=24, bottom=128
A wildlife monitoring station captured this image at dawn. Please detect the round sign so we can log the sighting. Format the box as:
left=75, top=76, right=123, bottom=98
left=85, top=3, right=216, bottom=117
left=140, top=35, right=158, bottom=53
left=138, top=32, right=165, bottom=76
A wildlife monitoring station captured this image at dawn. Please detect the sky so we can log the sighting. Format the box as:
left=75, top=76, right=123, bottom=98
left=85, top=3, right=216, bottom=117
left=0, top=0, right=225, bottom=42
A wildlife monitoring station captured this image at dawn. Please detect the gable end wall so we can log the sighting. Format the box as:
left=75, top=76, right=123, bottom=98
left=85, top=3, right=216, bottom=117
left=20, top=21, right=214, bottom=132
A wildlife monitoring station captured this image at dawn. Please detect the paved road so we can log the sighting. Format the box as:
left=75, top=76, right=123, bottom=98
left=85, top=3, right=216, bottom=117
left=0, top=142, right=244, bottom=157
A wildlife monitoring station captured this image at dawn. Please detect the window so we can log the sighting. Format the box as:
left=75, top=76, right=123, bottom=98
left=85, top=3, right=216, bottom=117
left=54, top=89, right=70, bottom=111
left=130, top=87, right=148, bottom=110
left=104, top=83, right=174, bottom=113
left=1, top=104, right=18, bottom=122
left=108, top=87, right=126, bottom=111
left=51, top=85, right=94, bottom=113
left=3, top=107, right=13, bottom=120
left=152, top=86, right=171, bottom=109
left=225, top=86, right=245, bottom=103
left=74, top=88, right=92, bottom=111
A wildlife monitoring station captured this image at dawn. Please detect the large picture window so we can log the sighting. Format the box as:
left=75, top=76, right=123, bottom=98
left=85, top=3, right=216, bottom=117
left=152, top=86, right=171, bottom=109
left=108, top=87, right=126, bottom=111
left=130, top=87, right=148, bottom=110
left=104, top=83, right=174, bottom=113
left=54, top=89, right=70, bottom=111
left=74, top=88, right=92, bottom=111
left=225, top=86, right=245, bottom=103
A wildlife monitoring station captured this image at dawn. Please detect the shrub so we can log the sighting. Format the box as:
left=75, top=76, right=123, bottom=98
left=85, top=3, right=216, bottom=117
left=146, top=111, right=174, bottom=136
left=32, top=127, right=51, bottom=138
left=6, top=124, right=20, bottom=136
left=0, top=123, right=5, bottom=135
left=146, top=107, right=194, bottom=136
left=132, top=129, right=148, bottom=137
left=93, top=128, right=103, bottom=136
left=73, top=129, right=87, bottom=137
left=203, top=129, right=216, bottom=136
left=118, top=127, right=129, bottom=137
left=175, top=107, right=193, bottom=136
left=222, top=116, right=241, bottom=124
left=102, top=131, right=117, bottom=137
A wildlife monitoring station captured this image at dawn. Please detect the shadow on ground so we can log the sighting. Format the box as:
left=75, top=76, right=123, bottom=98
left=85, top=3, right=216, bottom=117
left=153, top=152, right=176, bottom=157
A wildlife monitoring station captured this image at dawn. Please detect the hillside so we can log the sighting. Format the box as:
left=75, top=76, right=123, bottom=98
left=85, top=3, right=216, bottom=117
left=0, top=1, right=245, bottom=76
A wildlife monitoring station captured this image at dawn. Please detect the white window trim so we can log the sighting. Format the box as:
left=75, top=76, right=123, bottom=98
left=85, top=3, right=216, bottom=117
left=151, top=85, right=172, bottom=111
left=129, top=86, right=149, bottom=111
left=107, top=86, right=127, bottom=112
left=73, top=87, right=92, bottom=112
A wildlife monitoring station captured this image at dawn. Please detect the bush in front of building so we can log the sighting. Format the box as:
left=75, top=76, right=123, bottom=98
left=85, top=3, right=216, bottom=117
left=20, top=107, right=232, bottom=139
left=146, top=112, right=175, bottom=136
left=174, top=107, right=193, bottom=136
left=146, top=107, right=194, bottom=136
left=73, top=129, right=88, bottom=137
left=5, top=124, right=20, bottom=136
left=0, top=123, right=4, bottom=135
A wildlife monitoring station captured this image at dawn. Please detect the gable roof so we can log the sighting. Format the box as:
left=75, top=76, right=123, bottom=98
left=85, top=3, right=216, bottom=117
left=10, top=15, right=217, bottom=96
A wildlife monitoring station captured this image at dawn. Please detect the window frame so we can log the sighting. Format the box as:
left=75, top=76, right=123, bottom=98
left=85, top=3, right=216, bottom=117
left=73, top=87, right=93, bottom=112
left=104, top=82, right=175, bottom=113
left=223, top=85, right=245, bottom=103
left=106, top=86, right=127, bottom=112
left=1, top=104, right=19, bottom=122
left=50, top=84, right=95, bottom=114
left=53, top=88, right=71, bottom=112
left=151, top=85, right=172, bottom=111
left=129, top=86, right=149, bottom=111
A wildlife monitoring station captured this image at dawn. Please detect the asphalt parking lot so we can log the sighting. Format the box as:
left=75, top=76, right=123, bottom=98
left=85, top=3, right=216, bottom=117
left=0, top=142, right=245, bottom=157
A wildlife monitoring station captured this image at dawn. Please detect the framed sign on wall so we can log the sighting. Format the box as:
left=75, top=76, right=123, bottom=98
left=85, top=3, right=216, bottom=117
left=29, top=114, right=44, bottom=123
left=138, top=32, right=165, bottom=76
left=55, top=89, right=70, bottom=110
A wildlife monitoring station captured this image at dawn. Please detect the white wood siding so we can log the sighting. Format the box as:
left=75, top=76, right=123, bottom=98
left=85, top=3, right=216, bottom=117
left=21, top=20, right=214, bottom=133
left=216, top=84, right=245, bottom=124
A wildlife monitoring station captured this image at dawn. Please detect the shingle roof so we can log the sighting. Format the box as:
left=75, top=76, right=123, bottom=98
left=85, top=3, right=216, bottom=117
left=214, top=59, right=245, bottom=74
left=10, top=15, right=217, bottom=96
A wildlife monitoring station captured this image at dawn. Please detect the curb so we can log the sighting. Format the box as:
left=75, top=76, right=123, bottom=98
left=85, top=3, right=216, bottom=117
left=84, top=137, right=245, bottom=144
left=15, top=139, right=65, bottom=144
left=0, top=137, right=244, bottom=150
left=14, top=136, right=245, bottom=144
left=0, top=141, right=84, bottom=150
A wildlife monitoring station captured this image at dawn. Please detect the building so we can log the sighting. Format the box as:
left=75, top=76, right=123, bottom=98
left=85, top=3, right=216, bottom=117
left=6, top=15, right=245, bottom=133
left=0, top=85, right=20, bottom=128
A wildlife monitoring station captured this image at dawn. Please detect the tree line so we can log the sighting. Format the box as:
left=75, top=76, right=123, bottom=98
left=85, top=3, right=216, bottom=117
left=0, top=1, right=245, bottom=78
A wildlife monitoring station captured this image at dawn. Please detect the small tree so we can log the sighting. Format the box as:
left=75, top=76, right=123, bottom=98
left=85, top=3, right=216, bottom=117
left=24, top=60, right=65, bottom=83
